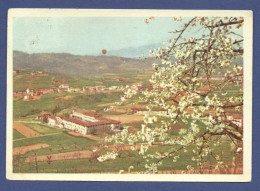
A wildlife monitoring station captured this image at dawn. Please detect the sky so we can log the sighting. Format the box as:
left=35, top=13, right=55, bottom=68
left=13, top=17, right=183, bottom=56
left=13, top=17, right=243, bottom=57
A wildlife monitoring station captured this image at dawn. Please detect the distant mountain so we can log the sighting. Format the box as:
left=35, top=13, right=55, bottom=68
left=13, top=51, right=160, bottom=76
left=13, top=50, right=242, bottom=76
left=107, top=43, right=163, bottom=58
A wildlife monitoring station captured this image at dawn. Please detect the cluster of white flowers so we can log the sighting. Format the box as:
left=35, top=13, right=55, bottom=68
left=145, top=162, right=162, bottom=174
left=96, top=16, right=244, bottom=173
left=97, top=151, right=118, bottom=162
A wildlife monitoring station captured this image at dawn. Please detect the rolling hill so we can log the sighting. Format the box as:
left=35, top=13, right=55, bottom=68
left=13, top=51, right=158, bottom=76
left=13, top=50, right=242, bottom=76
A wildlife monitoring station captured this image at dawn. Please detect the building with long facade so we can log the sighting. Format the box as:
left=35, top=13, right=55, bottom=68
left=47, top=109, right=121, bottom=135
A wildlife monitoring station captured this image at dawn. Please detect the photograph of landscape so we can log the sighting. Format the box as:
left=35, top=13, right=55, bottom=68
left=7, top=10, right=252, bottom=181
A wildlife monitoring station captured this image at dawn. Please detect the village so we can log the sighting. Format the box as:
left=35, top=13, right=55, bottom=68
left=12, top=69, right=244, bottom=174
left=34, top=106, right=243, bottom=137
left=13, top=68, right=244, bottom=135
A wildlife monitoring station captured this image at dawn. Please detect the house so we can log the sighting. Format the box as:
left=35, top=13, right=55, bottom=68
left=26, top=88, right=35, bottom=95
left=34, top=90, right=43, bottom=96
left=96, top=86, right=105, bottom=92
left=59, top=84, right=69, bottom=89
left=13, top=69, right=20, bottom=75
left=36, top=88, right=55, bottom=94
left=109, top=86, right=118, bottom=91
left=56, top=115, right=88, bottom=134
left=23, top=94, right=33, bottom=101
left=55, top=109, right=121, bottom=135
left=71, top=109, right=102, bottom=122
left=58, top=88, right=68, bottom=93
left=89, top=87, right=96, bottom=92
left=231, top=114, right=243, bottom=128
left=13, top=90, right=26, bottom=95
left=37, top=112, right=51, bottom=120
left=68, top=87, right=81, bottom=92
left=48, top=116, right=57, bottom=126
left=83, top=86, right=91, bottom=92
left=131, top=107, right=169, bottom=116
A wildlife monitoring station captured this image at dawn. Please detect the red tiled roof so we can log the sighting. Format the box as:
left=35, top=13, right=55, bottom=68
left=74, top=109, right=103, bottom=118
left=232, top=114, right=243, bottom=119
left=58, top=114, right=120, bottom=127
left=49, top=115, right=56, bottom=120
left=38, top=112, right=51, bottom=117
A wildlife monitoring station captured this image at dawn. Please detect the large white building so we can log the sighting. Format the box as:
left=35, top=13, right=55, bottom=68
left=48, top=109, right=121, bottom=135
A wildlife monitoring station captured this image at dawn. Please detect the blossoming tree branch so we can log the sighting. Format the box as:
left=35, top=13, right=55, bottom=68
left=98, top=17, right=244, bottom=174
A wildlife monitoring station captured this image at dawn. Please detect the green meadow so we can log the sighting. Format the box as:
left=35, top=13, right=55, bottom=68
left=12, top=69, right=242, bottom=173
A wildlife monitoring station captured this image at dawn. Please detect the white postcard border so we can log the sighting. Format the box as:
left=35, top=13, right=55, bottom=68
left=6, top=9, right=253, bottom=182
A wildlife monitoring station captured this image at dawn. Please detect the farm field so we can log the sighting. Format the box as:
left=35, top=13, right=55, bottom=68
left=13, top=137, right=242, bottom=173
left=105, top=114, right=145, bottom=124
left=13, top=122, right=41, bottom=138
left=13, top=143, right=50, bottom=155
left=25, top=150, right=98, bottom=162
left=12, top=69, right=243, bottom=174
left=12, top=107, right=242, bottom=174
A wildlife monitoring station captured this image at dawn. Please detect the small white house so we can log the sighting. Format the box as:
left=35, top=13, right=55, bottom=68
left=48, top=116, right=57, bottom=126
left=59, top=84, right=69, bottom=89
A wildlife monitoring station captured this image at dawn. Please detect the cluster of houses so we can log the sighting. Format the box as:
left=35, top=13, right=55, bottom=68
left=13, top=69, right=20, bottom=75
left=82, top=85, right=121, bottom=93
left=13, top=81, right=149, bottom=101
left=13, top=83, right=125, bottom=101
left=130, top=107, right=169, bottom=116
left=23, top=88, right=57, bottom=101
left=13, top=69, right=46, bottom=76
left=38, top=109, right=121, bottom=135
left=130, top=107, right=243, bottom=128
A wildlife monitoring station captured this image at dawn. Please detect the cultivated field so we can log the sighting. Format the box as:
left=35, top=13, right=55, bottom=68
left=67, top=132, right=102, bottom=141
left=105, top=114, right=144, bottom=124
left=13, top=122, right=41, bottom=138
left=25, top=150, right=98, bottom=162
left=55, top=95, right=75, bottom=100
left=89, top=143, right=161, bottom=152
left=12, top=70, right=243, bottom=174
left=97, top=102, right=116, bottom=107
left=13, top=143, right=50, bottom=155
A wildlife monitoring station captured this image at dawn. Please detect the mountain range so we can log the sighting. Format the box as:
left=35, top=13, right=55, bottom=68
left=13, top=51, right=158, bottom=76
left=13, top=49, right=242, bottom=76
left=106, top=43, right=163, bottom=58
